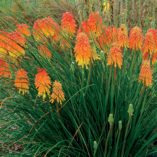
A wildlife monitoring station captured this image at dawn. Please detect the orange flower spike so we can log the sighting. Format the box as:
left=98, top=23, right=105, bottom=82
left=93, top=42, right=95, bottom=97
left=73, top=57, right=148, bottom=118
left=148, top=29, right=157, bottom=51
left=50, top=80, right=65, bottom=105
left=0, top=59, right=11, bottom=78
left=61, top=12, right=76, bottom=36
left=74, top=32, right=93, bottom=68
left=43, top=17, right=59, bottom=39
left=129, top=26, right=143, bottom=51
left=87, top=12, right=103, bottom=37
left=117, top=24, right=128, bottom=48
left=16, top=24, right=31, bottom=37
left=142, top=29, right=156, bottom=55
left=14, top=69, right=29, bottom=95
left=107, top=44, right=123, bottom=69
left=33, top=19, right=43, bottom=41
left=139, top=60, right=152, bottom=87
left=0, top=31, right=25, bottom=58
left=38, top=45, right=52, bottom=59
left=33, top=17, right=60, bottom=41
left=35, top=68, right=51, bottom=100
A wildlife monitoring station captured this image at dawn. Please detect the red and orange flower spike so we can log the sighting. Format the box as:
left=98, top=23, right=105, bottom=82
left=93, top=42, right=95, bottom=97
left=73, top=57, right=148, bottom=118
left=35, top=68, right=51, bottom=100
left=129, top=26, right=143, bottom=51
left=61, top=12, right=76, bottom=36
left=16, top=24, right=31, bottom=37
left=142, top=29, right=156, bottom=55
left=50, top=80, right=65, bottom=105
left=139, top=60, right=152, bottom=87
left=33, top=17, right=60, bottom=42
left=74, top=32, right=92, bottom=68
left=87, top=12, right=102, bottom=37
left=0, top=59, right=11, bottom=78
left=107, top=44, right=123, bottom=69
left=38, top=45, right=52, bottom=59
left=14, top=69, right=29, bottom=95
left=117, top=24, right=128, bottom=48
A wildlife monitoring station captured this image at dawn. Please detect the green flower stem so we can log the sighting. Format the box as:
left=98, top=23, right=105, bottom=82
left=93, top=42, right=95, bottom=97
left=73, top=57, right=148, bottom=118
left=104, top=124, right=113, bottom=157
left=105, top=67, right=112, bottom=110
left=85, top=63, right=92, bottom=94
left=110, top=67, right=115, bottom=113
left=121, top=117, right=132, bottom=157
left=114, top=128, right=122, bottom=157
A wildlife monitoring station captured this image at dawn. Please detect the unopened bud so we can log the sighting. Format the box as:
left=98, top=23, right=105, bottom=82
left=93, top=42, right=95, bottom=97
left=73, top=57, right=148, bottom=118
left=108, top=113, right=114, bottom=126
left=118, top=120, right=122, bottom=130
left=128, top=104, right=134, bottom=117
left=93, top=141, right=98, bottom=153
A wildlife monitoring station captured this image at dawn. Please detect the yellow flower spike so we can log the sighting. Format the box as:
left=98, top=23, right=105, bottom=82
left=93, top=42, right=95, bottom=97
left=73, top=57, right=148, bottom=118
left=74, top=32, right=93, bottom=68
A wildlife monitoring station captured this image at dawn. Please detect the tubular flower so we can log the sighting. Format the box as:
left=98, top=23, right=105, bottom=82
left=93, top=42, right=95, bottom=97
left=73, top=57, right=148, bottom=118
left=142, top=29, right=156, bottom=55
left=139, top=60, right=152, bottom=86
left=117, top=24, right=128, bottom=48
left=35, top=68, right=51, bottom=100
left=107, top=44, right=123, bottom=69
left=33, top=17, right=60, bottom=42
left=50, top=80, right=65, bottom=105
left=0, top=59, right=11, bottom=78
left=74, top=32, right=92, bottom=67
left=0, top=31, right=25, bottom=58
left=16, top=24, right=31, bottom=36
left=87, top=12, right=102, bottom=37
left=61, top=12, right=76, bottom=36
left=129, top=26, right=143, bottom=51
left=14, top=69, right=29, bottom=95
left=38, top=45, right=52, bottom=59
